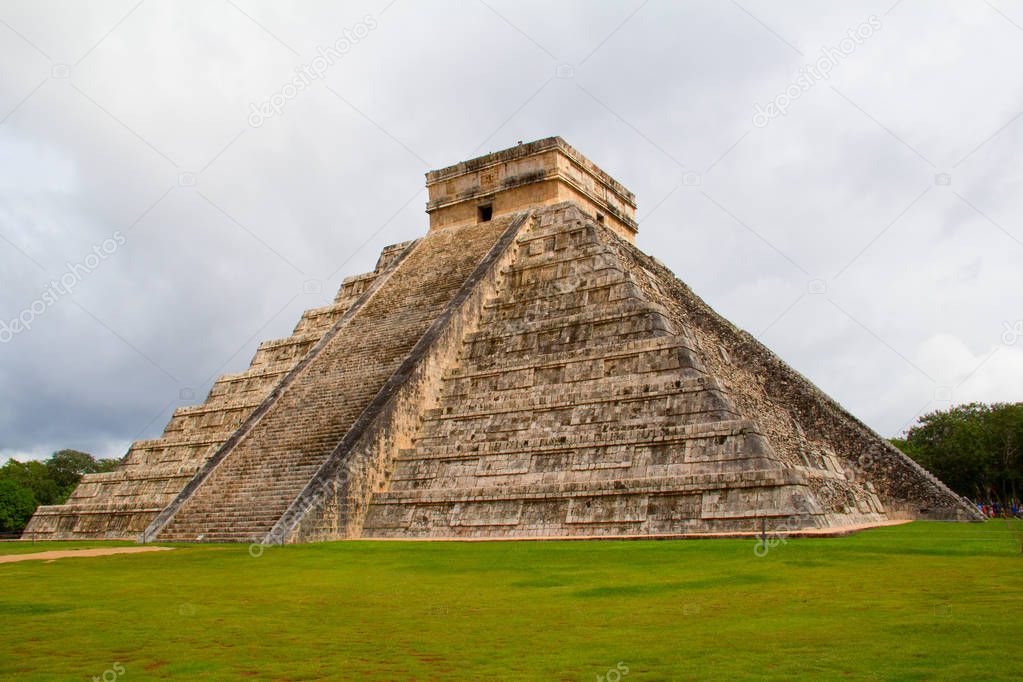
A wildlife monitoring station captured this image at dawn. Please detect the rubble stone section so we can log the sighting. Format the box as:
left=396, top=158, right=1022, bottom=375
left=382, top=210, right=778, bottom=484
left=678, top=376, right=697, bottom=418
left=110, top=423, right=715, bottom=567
left=151, top=217, right=514, bottom=543
left=361, top=204, right=898, bottom=538
left=601, top=228, right=978, bottom=521
left=23, top=241, right=416, bottom=540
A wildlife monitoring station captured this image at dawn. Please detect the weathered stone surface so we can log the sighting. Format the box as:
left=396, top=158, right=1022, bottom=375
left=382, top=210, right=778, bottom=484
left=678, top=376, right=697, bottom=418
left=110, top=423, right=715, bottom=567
left=26, top=138, right=980, bottom=543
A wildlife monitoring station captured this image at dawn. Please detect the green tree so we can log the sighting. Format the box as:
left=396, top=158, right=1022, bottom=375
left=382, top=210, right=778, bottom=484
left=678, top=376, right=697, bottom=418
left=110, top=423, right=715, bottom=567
left=0, top=478, right=36, bottom=533
left=895, top=402, right=1023, bottom=503
left=984, top=403, right=1023, bottom=503
left=0, top=449, right=123, bottom=533
left=0, top=459, right=61, bottom=506
left=46, top=449, right=120, bottom=499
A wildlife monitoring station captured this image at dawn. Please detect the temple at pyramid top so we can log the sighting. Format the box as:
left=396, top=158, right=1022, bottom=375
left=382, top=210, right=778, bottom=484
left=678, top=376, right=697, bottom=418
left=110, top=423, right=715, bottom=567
left=425, top=137, right=638, bottom=241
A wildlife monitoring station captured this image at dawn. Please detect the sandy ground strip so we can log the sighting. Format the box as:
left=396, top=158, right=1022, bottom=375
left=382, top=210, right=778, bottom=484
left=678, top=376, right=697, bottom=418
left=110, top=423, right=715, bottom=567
left=0, top=546, right=173, bottom=564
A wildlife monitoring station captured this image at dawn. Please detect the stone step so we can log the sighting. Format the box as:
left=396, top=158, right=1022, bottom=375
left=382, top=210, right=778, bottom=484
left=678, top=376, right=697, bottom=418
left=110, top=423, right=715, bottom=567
left=479, top=281, right=638, bottom=321
left=515, top=216, right=595, bottom=244
left=463, top=319, right=673, bottom=362
left=492, top=272, right=633, bottom=311
left=408, top=418, right=761, bottom=459
left=388, top=454, right=784, bottom=490
left=464, top=299, right=669, bottom=344
left=427, top=376, right=727, bottom=419
left=29, top=502, right=165, bottom=515
left=417, top=410, right=743, bottom=439
left=370, top=469, right=806, bottom=505
left=418, top=407, right=738, bottom=440
left=504, top=241, right=613, bottom=272
left=170, top=396, right=265, bottom=419
left=442, top=336, right=694, bottom=380
left=455, top=332, right=695, bottom=376
left=215, top=360, right=298, bottom=384
left=173, top=509, right=283, bottom=519
left=130, top=431, right=235, bottom=451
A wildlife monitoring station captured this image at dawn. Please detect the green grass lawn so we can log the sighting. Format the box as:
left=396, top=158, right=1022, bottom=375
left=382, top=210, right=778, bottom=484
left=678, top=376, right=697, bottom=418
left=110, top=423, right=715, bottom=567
left=1, top=521, right=1020, bottom=680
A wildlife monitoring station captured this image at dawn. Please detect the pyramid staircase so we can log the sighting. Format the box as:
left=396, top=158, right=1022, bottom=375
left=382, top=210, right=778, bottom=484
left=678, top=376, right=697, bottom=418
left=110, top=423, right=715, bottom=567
left=149, top=215, right=518, bottom=542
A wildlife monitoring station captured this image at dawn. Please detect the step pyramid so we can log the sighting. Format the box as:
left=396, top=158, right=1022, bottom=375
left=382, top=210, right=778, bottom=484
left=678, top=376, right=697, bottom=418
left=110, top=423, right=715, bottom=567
left=26, top=137, right=980, bottom=543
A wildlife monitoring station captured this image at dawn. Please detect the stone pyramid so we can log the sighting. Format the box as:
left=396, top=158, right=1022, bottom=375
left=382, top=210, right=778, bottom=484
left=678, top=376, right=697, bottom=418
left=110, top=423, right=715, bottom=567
left=26, top=137, right=979, bottom=543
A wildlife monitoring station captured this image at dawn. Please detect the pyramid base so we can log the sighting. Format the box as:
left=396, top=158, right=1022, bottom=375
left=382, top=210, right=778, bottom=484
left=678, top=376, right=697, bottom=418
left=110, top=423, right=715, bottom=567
left=357, top=518, right=910, bottom=542
left=359, top=469, right=888, bottom=541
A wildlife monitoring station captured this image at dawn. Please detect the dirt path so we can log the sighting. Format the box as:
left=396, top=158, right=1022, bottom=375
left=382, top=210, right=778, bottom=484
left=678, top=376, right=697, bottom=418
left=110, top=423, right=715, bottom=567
left=0, top=546, right=173, bottom=564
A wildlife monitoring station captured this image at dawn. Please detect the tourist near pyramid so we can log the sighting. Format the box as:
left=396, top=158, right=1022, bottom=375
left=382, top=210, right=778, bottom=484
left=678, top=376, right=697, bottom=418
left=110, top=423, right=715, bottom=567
left=25, top=137, right=980, bottom=543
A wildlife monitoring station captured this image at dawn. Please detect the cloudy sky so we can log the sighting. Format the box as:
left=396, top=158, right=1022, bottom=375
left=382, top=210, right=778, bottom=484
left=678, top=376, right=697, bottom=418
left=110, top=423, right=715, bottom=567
left=1, top=0, right=1021, bottom=462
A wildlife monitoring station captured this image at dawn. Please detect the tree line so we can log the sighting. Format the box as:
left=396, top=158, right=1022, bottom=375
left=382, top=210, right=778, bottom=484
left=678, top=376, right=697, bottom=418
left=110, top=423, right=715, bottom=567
left=0, top=450, right=120, bottom=533
left=892, top=402, right=1022, bottom=509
